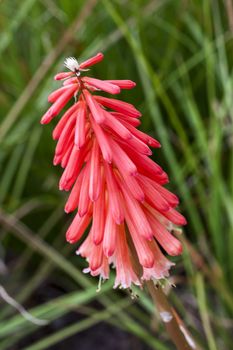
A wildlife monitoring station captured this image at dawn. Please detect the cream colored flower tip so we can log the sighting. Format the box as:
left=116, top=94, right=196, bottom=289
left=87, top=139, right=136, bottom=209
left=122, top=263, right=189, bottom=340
left=64, top=57, right=80, bottom=72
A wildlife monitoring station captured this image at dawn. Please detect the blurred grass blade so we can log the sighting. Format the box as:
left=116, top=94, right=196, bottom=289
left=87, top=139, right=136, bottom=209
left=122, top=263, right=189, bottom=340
left=195, top=274, right=218, bottom=350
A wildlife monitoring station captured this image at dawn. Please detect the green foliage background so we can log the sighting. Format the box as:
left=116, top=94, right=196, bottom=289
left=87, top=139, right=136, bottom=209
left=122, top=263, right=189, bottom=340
left=0, top=0, right=233, bottom=349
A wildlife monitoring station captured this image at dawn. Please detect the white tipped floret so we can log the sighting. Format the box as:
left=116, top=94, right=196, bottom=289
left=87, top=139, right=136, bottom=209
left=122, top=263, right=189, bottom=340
left=64, top=57, right=80, bottom=72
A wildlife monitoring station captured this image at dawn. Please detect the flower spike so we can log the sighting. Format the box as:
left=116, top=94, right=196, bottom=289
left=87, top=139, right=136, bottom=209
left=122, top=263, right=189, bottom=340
left=40, top=52, right=186, bottom=289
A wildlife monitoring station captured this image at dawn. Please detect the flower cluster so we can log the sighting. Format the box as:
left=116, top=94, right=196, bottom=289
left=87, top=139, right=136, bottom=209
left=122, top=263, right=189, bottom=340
left=41, top=52, right=186, bottom=289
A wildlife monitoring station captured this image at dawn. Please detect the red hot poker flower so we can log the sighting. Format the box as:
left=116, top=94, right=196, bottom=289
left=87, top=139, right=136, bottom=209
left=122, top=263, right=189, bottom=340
left=41, top=53, right=187, bottom=289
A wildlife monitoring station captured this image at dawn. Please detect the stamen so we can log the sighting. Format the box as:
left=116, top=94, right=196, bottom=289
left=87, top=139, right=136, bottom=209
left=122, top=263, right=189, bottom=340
left=64, top=57, right=80, bottom=72
left=96, top=276, right=103, bottom=292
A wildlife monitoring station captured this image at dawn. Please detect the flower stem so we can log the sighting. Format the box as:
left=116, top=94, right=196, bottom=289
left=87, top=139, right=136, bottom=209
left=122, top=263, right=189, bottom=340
left=146, top=281, right=198, bottom=350
left=127, top=233, right=200, bottom=350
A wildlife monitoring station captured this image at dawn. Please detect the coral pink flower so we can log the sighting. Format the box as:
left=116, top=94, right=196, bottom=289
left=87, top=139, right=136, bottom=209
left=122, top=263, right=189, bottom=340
left=41, top=53, right=186, bottom=289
